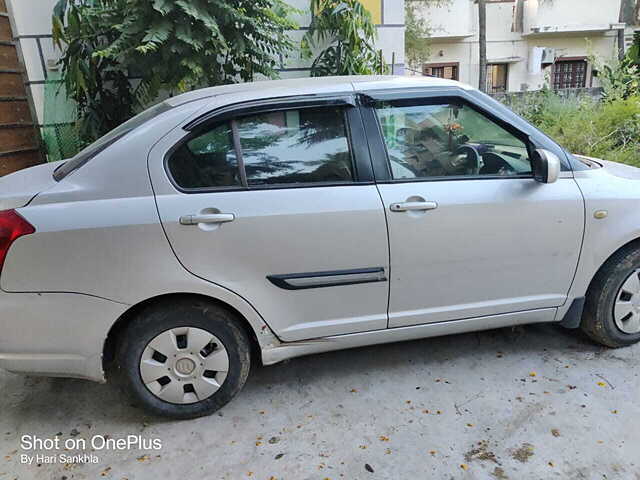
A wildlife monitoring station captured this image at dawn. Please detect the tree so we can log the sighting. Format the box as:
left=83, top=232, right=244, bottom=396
left=404, top=0, right=451, bottom=74
left=52, top=0, right=139, bottom=144
left=53, top=0, right=298, bottom=142
left=478, top=0, right=487, bottom=92
left=94, top=0, right=298, bottom=94
left=301, top=0, right=386, bottom=76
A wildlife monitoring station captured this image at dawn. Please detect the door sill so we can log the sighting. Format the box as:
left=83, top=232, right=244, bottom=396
left=261, top=308, right=557, bottom=365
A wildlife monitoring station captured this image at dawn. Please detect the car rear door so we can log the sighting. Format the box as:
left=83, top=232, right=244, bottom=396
left=359, top=89, right=585, bottom=328
left=148, top=95, right=389, bottom=341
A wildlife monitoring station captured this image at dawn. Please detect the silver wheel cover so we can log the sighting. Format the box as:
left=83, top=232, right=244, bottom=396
left=614, top=269, right=640, bottom=334
left=139, top=327, right=230, bottom=404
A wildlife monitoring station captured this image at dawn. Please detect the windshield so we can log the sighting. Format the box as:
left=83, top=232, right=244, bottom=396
left=53, top=101, right=175, bottom=181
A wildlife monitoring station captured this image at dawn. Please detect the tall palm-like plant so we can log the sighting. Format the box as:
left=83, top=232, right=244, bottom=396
left=52, top=0, right=138, bottom=144
left=301, top=0, right=386, bottom=76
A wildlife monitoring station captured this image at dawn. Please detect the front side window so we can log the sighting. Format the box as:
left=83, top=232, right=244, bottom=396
left=167, top=107, right=354, bottom=190
left=376, top=101, right=532, bottom=180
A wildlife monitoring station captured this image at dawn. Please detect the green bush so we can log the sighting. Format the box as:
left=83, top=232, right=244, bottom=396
left=506, top=91, right=640, bottom=168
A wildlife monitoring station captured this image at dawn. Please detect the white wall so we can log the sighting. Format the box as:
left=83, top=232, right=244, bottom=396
left=417, top=0, right=624, bottom=92
left=7, top=0, right=60, bottom=123
left=422, top=0, right=473, bottom=38
left=525, top=0, right=622, bottom=31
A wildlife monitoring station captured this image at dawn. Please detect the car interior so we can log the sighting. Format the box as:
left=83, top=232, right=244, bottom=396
left=377, top=102, right=533, bottom=179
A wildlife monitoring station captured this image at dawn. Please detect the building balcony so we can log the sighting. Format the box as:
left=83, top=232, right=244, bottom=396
left=524, top=23, right=626, bottom=38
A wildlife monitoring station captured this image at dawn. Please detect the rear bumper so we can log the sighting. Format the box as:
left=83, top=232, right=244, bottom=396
left=0, top=291, right=129, bottom=382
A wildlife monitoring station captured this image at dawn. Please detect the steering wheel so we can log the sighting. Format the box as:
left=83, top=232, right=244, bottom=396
left=480, top=152, right=515, bottom=175
left=453, top=145, right=481, bottom=175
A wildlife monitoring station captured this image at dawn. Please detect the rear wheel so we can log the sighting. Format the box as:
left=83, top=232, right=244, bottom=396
left=115, top=299, right=251, bottom=419
left=581, top=244, right=640, bottom=348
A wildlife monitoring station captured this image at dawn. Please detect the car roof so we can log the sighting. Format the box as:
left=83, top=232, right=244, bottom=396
left=165, top=75, right=470, bottom=107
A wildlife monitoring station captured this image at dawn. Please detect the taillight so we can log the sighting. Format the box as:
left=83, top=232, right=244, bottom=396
left=0, top=209, right=35, bottom=274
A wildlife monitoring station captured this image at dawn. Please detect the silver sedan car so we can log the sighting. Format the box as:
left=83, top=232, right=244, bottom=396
left=1, top=76, right=639, bottom=418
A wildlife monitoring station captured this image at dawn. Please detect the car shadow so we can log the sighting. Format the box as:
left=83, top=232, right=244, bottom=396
left=0, top=323, right=618, bottom=426
left=246, top=323, right=607, bottom=394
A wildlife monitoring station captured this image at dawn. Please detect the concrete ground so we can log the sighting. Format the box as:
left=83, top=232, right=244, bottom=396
left=1, top=323, right=639, bottom=480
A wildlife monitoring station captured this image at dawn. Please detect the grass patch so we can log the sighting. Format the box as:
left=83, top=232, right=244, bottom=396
left=504, top=91, right=640, bottom=168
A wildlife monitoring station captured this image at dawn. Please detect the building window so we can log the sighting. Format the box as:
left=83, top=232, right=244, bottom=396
left=486, top=64, right=509, bottom=93
left=552, top=60, right=587, bottom=89
left=423, top=63, right=459, bottom=80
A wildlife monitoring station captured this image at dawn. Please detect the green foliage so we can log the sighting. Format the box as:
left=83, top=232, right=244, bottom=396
left=404, top=0, right=451, bottom=73
left=94, top=0, right=298, bottom=94
left=53, top=0, right=298, bottom=144
left=506, top=91, right=640, bottom=168
left=596, top=58, right=640, bottom=101
left=405, top=1, right=431, bottom=71
left=586, top=39, right=640, bottom=101
left=627, top=31, right=640, bottom=66
left=52, top=0, right=139, bottom=145
left=301, top=0, right=386, bottom=76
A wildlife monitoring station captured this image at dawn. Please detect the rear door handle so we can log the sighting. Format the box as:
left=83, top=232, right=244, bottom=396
left=179, top=213, right=235, bottom=225
left=389, top=201, right=438, bottom=212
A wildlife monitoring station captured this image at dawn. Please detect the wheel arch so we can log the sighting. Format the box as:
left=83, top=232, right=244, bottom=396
left=102, top=292, right=274, bottom=376
left=560, top=235, right=640, bottom=325
left=586, top=236, right=640, bottom=295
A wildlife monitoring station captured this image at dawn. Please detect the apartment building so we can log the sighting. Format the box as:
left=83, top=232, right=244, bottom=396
left=417, top=0, right=636, bottom=92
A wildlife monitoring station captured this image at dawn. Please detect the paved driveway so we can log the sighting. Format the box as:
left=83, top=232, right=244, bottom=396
left=1, top=324, right=638, bottom=480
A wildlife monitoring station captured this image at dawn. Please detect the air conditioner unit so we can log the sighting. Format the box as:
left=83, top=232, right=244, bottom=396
left=541, top=48, right=556, bottom=65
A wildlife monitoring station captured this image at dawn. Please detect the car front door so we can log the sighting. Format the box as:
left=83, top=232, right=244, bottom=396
left=360, top=90, right=584, bottom=328
left=149, top=97, right=389, bottom=341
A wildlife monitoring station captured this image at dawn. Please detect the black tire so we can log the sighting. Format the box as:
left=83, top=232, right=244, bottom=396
left=581, top=243, right=640, bottom=348
left=114, top=298, right=251, bottom=419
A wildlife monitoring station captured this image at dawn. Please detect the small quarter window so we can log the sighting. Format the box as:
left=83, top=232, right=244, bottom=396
left=168, top=122, right=240, bottom=189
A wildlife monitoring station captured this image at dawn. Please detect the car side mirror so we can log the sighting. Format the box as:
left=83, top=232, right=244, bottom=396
left=532, top=149, right=561, bottom=184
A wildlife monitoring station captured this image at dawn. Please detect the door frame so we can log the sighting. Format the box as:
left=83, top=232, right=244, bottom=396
left=147, top=91, right=392, bottom=341
left=355, top=87, right=584, bottom=329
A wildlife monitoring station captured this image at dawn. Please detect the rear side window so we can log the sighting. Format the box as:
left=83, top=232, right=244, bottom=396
left=238, top=108, right=353, bottom=185
left=167, top=107, right=354, bottom=190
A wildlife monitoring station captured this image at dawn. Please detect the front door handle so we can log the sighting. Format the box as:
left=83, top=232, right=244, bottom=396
left=179, top=213, right=235, bottom=225
left=389, top=201, right=438, bottom=212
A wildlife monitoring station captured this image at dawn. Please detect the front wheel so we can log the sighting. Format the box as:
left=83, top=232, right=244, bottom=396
left=115, top=299, right=251, bottom=419
left=581, top=244, right=640, bottom=348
